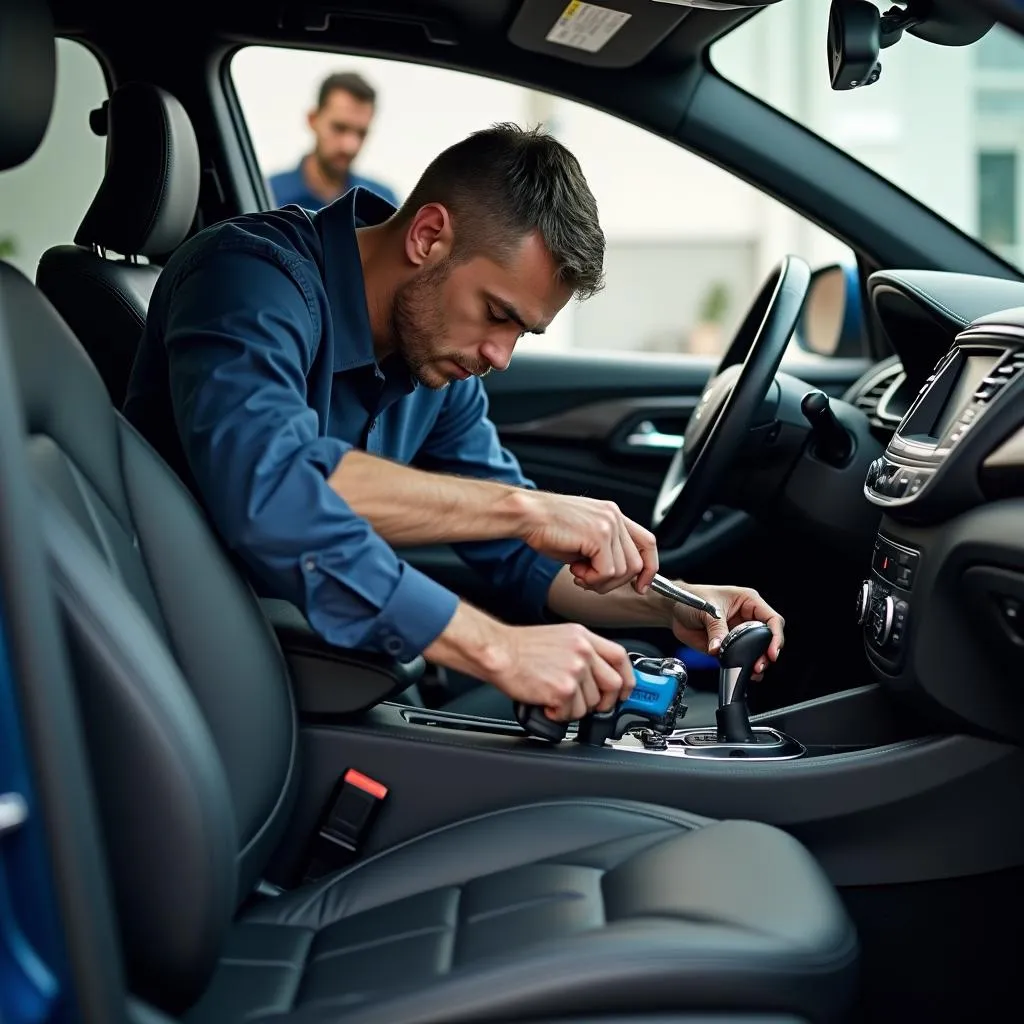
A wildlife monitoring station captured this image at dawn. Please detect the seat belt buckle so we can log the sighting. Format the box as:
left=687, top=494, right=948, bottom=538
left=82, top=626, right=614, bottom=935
left=303, top=769, right=388, bottom=883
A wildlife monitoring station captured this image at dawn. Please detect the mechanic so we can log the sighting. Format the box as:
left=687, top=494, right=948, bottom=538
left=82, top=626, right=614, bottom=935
left=268, top=71, right=399, bottom=211
left=124, top=123, right=784, bottom=723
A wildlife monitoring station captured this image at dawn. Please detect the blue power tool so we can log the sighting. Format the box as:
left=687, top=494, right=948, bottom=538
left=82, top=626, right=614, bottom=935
left=514, top=654, right=688, bottom=747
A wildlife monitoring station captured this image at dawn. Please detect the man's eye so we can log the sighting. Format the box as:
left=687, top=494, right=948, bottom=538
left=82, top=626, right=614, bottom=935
left=487, top=307, right=508, bottom=324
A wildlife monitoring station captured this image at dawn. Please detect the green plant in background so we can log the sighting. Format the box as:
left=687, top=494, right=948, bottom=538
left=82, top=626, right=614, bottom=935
left=698, top=280, right=730, bottom=324
left=0, top=234, right=17, bottom=259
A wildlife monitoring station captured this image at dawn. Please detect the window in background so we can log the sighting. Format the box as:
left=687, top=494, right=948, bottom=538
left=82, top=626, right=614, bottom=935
left=978, top=151, right=1019, bottom=258
left=713, top=0, right=1024, bottom=274
left=231, top=46, right=852, bottom=363
left=0, top=39, right=108, bottom=280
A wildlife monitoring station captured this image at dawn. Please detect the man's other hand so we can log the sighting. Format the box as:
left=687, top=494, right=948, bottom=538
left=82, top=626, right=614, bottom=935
left=489, top=623, right=634, bottom=721
left=512, top=491, right=659, bottom=594
left=668, top=583, right=785, bottom=680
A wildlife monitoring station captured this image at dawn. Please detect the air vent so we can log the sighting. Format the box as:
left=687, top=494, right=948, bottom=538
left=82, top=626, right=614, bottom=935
left=849, top=361, right=905, bottom=430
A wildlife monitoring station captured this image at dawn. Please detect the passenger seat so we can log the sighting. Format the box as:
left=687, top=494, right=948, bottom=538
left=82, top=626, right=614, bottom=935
left=37, top=80, right=200, bottom=408
left=2, top=4, right=858, bottom=1022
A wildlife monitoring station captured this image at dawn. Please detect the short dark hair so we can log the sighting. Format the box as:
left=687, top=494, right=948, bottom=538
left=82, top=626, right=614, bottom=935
left=399, top=123, right=605, bottom=300
left=317, top=72, right=376, bottom=109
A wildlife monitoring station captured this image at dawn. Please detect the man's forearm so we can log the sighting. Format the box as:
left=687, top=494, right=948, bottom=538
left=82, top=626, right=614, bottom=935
left=328, top=449, right=532, bottom=547
left=422, top=600, right=510, bottom=682
left=546, top=565, right=673, bottom=627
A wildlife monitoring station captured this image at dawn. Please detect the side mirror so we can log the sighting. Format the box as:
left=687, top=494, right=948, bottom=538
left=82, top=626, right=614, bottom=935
left=795, top=262, right=864, bottom=358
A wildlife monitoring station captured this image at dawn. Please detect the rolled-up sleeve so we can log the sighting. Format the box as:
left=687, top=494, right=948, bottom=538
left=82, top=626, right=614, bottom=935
left=162, top=241, right=458, bottom=659
left=414, top=377, right=562, bottom=620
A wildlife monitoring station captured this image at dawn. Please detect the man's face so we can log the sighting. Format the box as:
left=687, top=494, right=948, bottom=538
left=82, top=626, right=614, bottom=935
left=308, top=89, right=374, bottom=183
left=390, top=231, right=574, bottom=390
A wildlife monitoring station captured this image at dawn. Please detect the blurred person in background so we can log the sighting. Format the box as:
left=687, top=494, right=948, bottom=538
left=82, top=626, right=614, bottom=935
left=268, top=71, right=399, bottom=211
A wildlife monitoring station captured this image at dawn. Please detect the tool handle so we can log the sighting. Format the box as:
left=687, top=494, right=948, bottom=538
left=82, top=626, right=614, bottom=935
left=513, top=702, right=569, bottom=743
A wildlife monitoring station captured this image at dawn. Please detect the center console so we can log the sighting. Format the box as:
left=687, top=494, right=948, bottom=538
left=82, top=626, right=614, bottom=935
left=857, top=314, right=1024, bottom=744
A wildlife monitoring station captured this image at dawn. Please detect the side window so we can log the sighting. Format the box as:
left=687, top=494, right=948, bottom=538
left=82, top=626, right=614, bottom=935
left=0, top=39, right=108, bottom=280
left=231, top=49, right=854, bottom=364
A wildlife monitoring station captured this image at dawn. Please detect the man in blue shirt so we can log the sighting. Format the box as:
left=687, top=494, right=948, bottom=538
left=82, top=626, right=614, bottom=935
left=125, top=124, right=784, bottom=723
left=268, top=71, right=399, bottom=212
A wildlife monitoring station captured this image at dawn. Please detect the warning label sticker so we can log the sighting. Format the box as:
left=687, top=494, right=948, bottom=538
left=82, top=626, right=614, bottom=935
left=545, top=2, right=632, bottom=54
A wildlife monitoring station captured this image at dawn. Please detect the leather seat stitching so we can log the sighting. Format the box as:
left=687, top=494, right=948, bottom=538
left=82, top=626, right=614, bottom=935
left=280, top=799, right=705, bottom=924
left=309, top=922, right=455, bottom=964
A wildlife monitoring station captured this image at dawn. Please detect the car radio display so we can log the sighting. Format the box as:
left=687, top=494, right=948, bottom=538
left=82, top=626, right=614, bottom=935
left=928, top=353, right=998, bottom=440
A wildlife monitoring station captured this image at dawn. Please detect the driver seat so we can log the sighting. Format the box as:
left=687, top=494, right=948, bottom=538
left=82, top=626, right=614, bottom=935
left=0, top=4, right=858, bottom=1023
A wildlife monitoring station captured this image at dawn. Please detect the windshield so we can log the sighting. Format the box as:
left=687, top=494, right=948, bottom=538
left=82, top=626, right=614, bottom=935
left=712, top=0, right=1024, bottom=274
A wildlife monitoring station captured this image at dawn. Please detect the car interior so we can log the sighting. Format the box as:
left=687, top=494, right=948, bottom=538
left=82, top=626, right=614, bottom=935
left=1, top=1, right=1023, bottom=1023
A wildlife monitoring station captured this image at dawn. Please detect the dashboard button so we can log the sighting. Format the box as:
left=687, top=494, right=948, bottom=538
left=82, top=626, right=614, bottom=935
left=894, top=470, right=914, bottom=495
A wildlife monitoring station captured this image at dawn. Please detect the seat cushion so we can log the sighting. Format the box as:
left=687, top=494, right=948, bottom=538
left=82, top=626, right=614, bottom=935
left=186, top=800, right=857, bottom=1024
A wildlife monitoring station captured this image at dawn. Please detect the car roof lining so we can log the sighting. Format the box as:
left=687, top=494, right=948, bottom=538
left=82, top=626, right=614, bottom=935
left=48, top=0, right=759, bottom=74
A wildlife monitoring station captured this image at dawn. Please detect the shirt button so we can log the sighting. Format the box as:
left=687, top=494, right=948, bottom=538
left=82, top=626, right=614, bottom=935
left=383, top=636, right=404, bottom=657
left=303, top=557, right=317, bottom=572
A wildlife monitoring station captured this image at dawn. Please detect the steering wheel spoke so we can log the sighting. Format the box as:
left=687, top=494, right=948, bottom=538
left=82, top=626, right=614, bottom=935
left=652, top=255, right=812, bottom=549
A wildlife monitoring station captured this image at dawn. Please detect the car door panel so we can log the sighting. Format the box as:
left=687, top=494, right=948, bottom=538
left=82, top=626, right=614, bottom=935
left=402, top=350, right=869, bottom=607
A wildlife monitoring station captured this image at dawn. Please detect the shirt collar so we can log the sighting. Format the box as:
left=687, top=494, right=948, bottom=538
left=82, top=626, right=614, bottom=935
left=314, top=186, right=401, bottom=375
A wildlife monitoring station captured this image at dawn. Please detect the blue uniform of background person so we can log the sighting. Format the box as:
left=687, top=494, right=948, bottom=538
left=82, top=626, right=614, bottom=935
left=123, top=188, right=565, bottom=715
left=268, top=161, right=399, bottom=211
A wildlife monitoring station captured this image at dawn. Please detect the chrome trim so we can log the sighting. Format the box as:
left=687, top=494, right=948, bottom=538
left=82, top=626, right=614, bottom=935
left=610, top=726, right=805, bottom=760
left=719, top=666, right=744, bottom=706
left=873, top=370, right=908, bottom=423
left=625, top=420, right=684, bottom=450
left=500, top=395, right=697, bottom=441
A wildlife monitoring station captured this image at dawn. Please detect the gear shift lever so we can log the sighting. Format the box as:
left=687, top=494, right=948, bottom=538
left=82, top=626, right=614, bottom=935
left=716, top=621, right=772, bottom=744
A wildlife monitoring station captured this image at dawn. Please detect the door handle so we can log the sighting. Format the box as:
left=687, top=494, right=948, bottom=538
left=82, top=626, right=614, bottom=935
left=624, top=420, right=684, bottom=450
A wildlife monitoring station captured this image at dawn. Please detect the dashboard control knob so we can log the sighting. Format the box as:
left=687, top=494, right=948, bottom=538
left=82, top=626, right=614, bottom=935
left=856, top=580, right=872, bottom=625
left=865, top=458, right=883, bottom=488
left=872, top=595, right=895, bottom=646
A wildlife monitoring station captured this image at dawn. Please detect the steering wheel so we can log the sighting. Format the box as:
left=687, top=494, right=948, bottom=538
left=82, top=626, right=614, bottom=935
left=652, top=255, right=812, bottom=549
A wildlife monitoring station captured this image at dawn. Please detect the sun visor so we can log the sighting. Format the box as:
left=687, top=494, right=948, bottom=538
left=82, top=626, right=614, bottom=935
left=508, top=0, right=779, bottom=69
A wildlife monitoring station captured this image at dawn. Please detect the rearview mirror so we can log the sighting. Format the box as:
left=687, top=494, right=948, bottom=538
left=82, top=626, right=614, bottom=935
left=795, top=262, right=864, bottom=358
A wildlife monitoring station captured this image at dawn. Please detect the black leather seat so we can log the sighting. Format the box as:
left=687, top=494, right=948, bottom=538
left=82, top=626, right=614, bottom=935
left=1, top=4, right=858, bottom=1022
left=37, top=79, right=200, bottom=408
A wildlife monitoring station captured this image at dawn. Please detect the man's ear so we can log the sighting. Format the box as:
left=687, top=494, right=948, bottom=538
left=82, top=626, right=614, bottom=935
left=403, top=203, right=453, bottom=269
left=306, top=108, right=318, bottom=132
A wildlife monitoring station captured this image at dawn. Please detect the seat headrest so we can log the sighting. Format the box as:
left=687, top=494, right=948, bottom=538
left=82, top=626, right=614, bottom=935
left=75, top=82, right=201, bottom=259
left=0, top=0, right=56, bottom=171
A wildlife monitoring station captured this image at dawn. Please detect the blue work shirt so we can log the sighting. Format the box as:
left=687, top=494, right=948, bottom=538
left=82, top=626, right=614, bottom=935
left=123, top=188, right=561, bottom=661
left=268, top=161, right=399, bottom=211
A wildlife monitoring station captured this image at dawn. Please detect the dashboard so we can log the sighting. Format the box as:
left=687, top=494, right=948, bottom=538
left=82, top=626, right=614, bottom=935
left=853, top=270, right=1024, bottom=744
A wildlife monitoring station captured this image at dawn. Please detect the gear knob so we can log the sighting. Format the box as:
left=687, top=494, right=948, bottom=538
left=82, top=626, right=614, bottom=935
left=716, top=621, right=772, bottom=744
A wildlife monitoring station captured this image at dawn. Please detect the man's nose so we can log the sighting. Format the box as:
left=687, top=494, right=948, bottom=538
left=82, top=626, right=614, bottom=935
left=340, top=131, right=363, bottom=154
left=480, top=339, right=514, bottom=373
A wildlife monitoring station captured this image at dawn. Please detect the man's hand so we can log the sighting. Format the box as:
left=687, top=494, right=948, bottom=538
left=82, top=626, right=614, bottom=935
left=511, top=491, right=659, bottom=595
left=488, top=623, right=635, bottom=721
left=667, top=584, right=785, bottom=680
